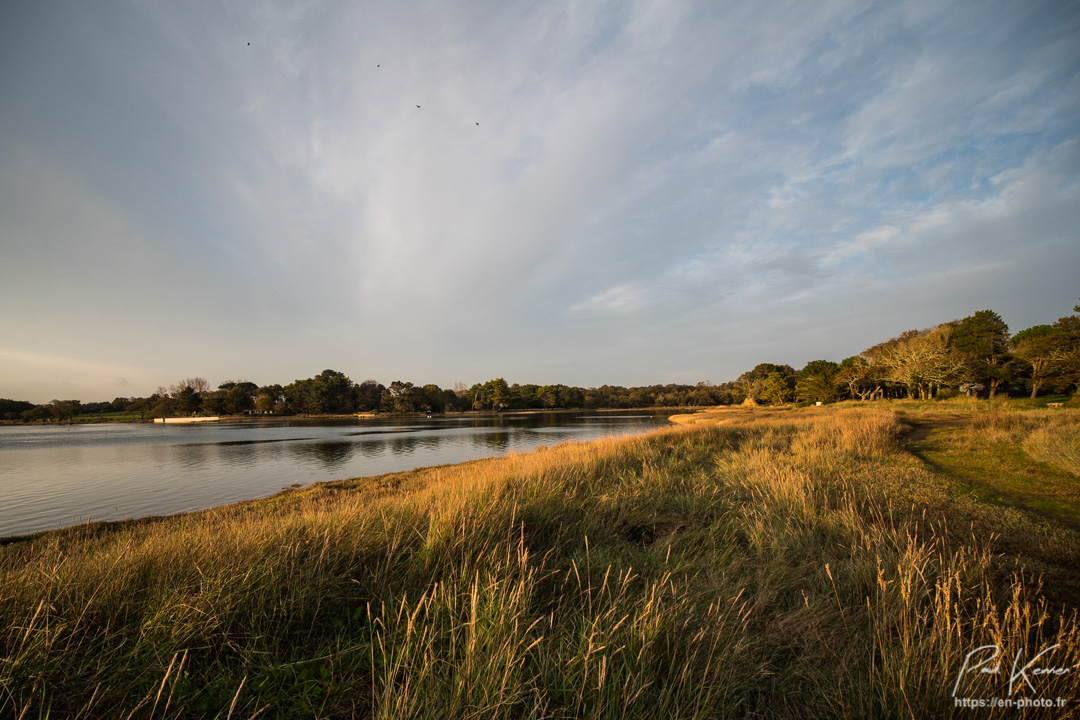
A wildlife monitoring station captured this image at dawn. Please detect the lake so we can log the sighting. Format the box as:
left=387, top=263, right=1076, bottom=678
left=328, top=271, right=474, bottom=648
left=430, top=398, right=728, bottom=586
left=0, top=411, right=672, bottom=538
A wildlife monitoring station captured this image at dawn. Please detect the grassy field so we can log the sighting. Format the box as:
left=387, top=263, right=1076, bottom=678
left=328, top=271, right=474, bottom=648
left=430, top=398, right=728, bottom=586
left=1, top=403, right=1078, bottom=718
left=72, top=412, right=146, bottom=423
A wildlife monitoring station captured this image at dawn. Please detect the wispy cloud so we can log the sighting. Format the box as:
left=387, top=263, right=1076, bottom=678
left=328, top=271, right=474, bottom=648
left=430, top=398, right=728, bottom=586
left=1, top=0, right=1077, bottom=399
left=570, top=285, right=647, bottom=315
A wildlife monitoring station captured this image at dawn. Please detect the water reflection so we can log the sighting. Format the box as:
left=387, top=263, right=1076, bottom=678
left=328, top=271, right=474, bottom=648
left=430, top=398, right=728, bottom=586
left=471, top=430, right=513, bottom=453
left=0, top=411, right=672, bottom=536
left=290, top=441, right=358, bottom=470
left=173, top=441, right=214, bottom=470
left=343, top=428, right=422, bottom=437
left=216, top=437, right=307, bottom=447
left=385, top=434, right=443, bottom=456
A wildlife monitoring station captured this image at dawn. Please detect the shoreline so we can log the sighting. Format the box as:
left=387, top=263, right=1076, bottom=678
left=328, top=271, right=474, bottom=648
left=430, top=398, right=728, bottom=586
left=0, top=412, right=684, bottom=544
left=0, top=406, right=701, bottom=427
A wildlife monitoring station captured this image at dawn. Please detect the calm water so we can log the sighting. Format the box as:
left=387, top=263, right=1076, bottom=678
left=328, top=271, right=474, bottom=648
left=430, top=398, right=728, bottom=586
left=0, top=411, right=671, bottom=537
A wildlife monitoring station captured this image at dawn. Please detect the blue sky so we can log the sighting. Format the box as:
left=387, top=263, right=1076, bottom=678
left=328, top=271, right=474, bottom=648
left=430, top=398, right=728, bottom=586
left=1, top=0, right=1078, bottom=403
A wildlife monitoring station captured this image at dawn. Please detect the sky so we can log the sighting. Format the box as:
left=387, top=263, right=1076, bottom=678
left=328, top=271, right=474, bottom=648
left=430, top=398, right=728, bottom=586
left=1, top=0, right=1078, bottom=403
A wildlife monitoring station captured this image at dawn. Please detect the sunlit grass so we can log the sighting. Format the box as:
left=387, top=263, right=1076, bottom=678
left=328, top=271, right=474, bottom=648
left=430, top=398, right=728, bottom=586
left=1, top=406, right=1077, bottom=718
left=1025, top=420, right=1080, bottom=478
left=895, top=405, right=1080, bottom=530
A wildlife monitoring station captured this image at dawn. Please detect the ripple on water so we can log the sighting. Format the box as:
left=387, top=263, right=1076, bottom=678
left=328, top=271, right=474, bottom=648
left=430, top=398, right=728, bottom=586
left=0, top=412, right=671, bottom=537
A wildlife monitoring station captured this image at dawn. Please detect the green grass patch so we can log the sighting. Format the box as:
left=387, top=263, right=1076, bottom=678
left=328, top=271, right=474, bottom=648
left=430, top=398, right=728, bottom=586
left=1005, top=394, right=1075, bottom=410
left=915, top=433, right=1080, bottom=526
left=900, top=408, right=1080, bottom=528
left=70, top=412, right=144, bottom=422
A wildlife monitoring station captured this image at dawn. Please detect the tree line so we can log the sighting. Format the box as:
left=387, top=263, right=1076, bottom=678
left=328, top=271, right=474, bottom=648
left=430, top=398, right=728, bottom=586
left=2, top=373, right=737, bottom=421
left=730, top=301, right=1080, bottom=405
left=3, top=301, right=1077, bottom=423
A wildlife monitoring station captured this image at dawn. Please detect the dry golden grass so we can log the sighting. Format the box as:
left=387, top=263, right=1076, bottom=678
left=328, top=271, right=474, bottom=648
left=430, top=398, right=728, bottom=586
left=1, top=405, right=1078, bottom=718
left=1024, top=419, right=1080, bottom=478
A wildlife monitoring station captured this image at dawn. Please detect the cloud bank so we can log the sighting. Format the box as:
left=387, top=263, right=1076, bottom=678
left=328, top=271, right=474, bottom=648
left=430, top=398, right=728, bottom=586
left=1, top=0, right=1077, bottom=401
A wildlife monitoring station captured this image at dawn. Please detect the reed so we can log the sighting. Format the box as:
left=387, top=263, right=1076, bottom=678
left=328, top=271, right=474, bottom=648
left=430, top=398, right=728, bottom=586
left=1, top=405, right=1077, bottom=718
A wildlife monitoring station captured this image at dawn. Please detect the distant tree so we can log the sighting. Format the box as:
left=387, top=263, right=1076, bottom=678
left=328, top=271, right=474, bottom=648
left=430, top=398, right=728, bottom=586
left=863, top=326, right=967, bottom=399
left=413, top=384, right=438, bottom=412
left=735, top=363, right=796, bottom=403
left=201, top=389, right=227, bottom=415
left=79, top=401, right=113, bottom=415
left=466, top=383, right=484, bottom=410
left=468, top=378, right=511, bottom=410
left=952, top=310, right=1013, bottom=398
left=1054, top=300, right=1080, bottom=388
left=408, top=383, right=430, bottom=412
left=512, top=384, right=541, bottom=409
left=125, top=396, right=155, bottom=421
left=1050, top=301, right=1080, bottom=395
left=283, top=378, right=315, bottom=414
left=487, top=378, right=510, bottom=409
left=174, top=386, right=202, bottom=415
left=836, top=356, right=877, bottom=400
left=419, top=384, right=446, bottom=413
left=685, top=385, right=714, bottom=406
left=49, top=399, right=80, bottom=422
left=1009, top=301, right=1080, bottom=399
left=0, top=398, right=35, bottom=420
left=629, top=386, right=656, bottom=407
left=171, top=377, right=210, bottom=396
left=169, top=378, right=208, bottom=415
left=711, top=382, right=741, bottom=405
left=312, top=370, right=357, bottom=413
left=1055, top=299, right=1080, bottom=334
left=535, top=385, right=559, bottom=408
left=223, top=381, right=258, bottom=415
left=430, top=386, right=460, bottom=412
left=147, top=387, right=174, bottom=419
left=386, top=381, right=410, bottom=412
left=284, top=370, right=358, bottom=414
left=387, top=381, right=430, bottom=413
left=760, top=371, right=792, bottom=405
left=22, top=404, right=56, bottom=422
left=255, top=384, right=284, bottom=414
left=1010, top=325, right=1066, bottom=398
left=799, top=360, right=839, bottom=378
left=795, top=360, right=840, bottom=403
left=558, top=385, right=584, bottom=408
left=357, top=380, right=384, bottom=412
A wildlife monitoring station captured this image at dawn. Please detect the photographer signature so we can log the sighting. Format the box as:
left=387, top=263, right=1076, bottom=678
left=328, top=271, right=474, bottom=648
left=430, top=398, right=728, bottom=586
left=953, top=644, right=1072, bottom=697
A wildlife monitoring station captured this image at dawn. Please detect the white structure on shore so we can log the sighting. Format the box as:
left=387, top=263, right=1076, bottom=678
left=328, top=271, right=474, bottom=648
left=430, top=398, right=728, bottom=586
left=153, top=416, right=220, bottom=424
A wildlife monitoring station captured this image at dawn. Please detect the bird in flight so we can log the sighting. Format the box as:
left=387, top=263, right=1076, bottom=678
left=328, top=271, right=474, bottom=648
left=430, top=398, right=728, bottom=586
left=416, top=105, right=421, bottom=109
left=247, top=42, right=250, bottom=46
left=476, top=123, right=479, bottom=126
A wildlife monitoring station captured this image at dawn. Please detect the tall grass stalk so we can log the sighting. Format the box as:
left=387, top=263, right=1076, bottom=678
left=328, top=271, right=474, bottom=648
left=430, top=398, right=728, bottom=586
left=1, top=407, right=1077, bottom=717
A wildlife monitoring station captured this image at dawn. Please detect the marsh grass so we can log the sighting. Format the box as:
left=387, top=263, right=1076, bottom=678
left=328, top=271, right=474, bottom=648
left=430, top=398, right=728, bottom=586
left=1024, top=421, right=1080, bottom=478
left=1, top=406, right=1078, bottom=718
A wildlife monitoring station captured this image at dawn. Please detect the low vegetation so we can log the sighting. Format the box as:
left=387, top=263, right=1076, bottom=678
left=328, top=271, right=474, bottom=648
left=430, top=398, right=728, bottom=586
left=2, top=403, right=1078, bottom=718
